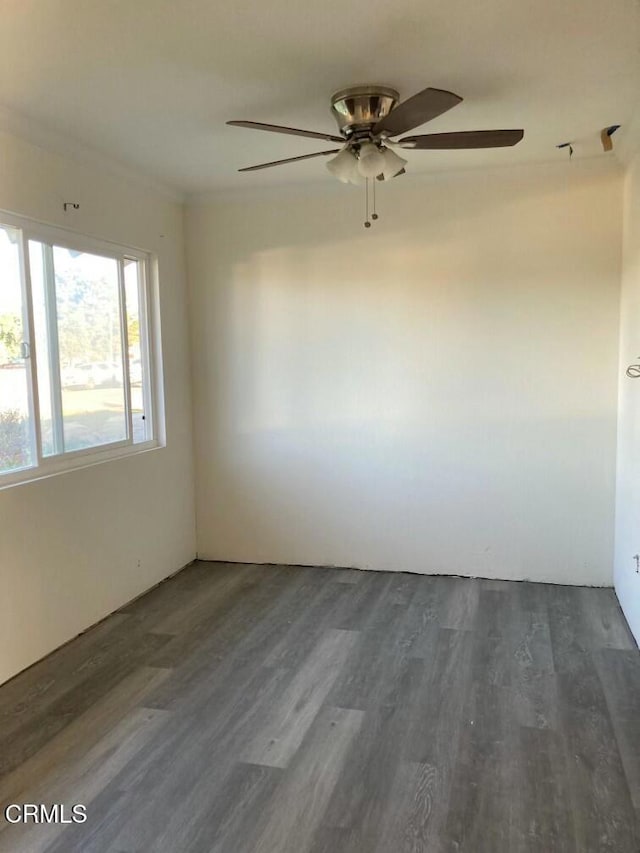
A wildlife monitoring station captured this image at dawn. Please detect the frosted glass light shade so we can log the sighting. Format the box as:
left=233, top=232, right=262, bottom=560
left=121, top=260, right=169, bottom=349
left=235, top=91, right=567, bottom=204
left=357, top=142, right=385, bottom=178
left=380, top=147, right=408, bottom=179
left=326, top=148, right=358, bottom=183
left=349, top=172, right=366, bottom=185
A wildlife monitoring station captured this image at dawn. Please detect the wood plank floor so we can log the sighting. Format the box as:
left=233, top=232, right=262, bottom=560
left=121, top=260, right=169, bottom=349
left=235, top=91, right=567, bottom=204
left=0, top=561, right=639, bottom=852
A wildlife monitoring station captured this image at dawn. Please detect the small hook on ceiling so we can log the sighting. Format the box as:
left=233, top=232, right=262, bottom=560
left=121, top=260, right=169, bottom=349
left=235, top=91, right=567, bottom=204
left=557, top=142, right=574, bottom=159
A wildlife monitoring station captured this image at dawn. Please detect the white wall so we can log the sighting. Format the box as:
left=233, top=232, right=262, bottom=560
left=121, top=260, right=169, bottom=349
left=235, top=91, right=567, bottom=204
left=0, top=131, right=196, bottom=685
left=614, top=152, right=640, bottom=644
left=188, top=160, right=622, bottom=585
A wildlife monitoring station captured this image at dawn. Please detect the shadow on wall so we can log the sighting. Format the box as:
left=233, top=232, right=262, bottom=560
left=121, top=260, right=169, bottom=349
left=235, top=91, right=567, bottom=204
left=215, top=164, right=617, bottom=435
left=190, top=161, right=621, bottom=582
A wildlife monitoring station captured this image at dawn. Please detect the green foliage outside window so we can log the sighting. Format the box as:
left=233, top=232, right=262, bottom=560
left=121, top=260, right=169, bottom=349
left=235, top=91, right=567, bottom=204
left=0, top=409, right=28, bottom=471
left=0, top=314, right=22, bottom=363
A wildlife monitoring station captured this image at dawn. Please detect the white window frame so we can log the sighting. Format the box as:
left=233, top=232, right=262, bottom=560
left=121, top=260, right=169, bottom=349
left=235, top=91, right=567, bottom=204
left=0, top=209, right=162, bottom=490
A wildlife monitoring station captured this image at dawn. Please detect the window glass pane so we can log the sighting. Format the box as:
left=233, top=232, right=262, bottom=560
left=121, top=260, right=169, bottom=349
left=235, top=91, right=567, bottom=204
left=53, top=247, right=127, bottom=452
left=0, top=224, right=33, bottom=474
left=124, top=258, right=149, bottom=443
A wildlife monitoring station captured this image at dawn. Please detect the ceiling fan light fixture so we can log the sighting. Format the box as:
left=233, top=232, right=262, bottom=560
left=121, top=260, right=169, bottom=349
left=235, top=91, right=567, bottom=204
left=380, top=146, right=408, bottom=179
left=326, top=147, right=358, bottom=183
left=357, top=142, right=386, bottom=178
left=229, top=85, right=523, bottom=227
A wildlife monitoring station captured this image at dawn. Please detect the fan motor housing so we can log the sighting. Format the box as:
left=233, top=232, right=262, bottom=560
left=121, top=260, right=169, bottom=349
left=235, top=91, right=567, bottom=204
left=331, top=86, right=399, bottom=136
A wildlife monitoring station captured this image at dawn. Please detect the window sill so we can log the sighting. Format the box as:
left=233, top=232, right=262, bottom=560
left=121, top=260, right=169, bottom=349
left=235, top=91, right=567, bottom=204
left=0, top=440, right=162, bottom=491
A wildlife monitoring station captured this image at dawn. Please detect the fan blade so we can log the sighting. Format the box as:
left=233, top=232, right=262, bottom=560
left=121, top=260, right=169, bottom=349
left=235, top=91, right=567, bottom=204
left=373, top=88, right=462, bottom=137
left=400, top=129, right=524, bottom=149
left=238, top=150, right=341, bottom=172
left=227, top=120, right=344, bottom=143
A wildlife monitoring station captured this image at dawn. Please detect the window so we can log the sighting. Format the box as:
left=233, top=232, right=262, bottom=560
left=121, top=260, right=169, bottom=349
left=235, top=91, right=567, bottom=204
left=0, top=212, right=159, bottom=486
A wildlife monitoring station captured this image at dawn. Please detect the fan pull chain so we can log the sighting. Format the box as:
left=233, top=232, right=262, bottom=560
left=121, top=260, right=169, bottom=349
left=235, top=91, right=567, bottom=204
left=364, top=179, right=371, bottom=228
left=372, top=178, right=378, bottom=221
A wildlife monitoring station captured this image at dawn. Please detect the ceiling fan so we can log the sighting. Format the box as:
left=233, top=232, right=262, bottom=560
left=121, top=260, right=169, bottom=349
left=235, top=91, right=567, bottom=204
left=227, top=85, right=524, bottom=184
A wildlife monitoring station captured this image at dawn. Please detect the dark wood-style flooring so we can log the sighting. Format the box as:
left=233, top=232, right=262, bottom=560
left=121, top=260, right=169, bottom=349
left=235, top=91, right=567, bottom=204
left=0, top=561, right=639, bottom=852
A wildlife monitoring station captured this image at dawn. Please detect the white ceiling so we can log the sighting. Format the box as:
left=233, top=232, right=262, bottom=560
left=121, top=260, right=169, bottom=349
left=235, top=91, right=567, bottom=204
left=1, top=0, right=639, bottom=195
